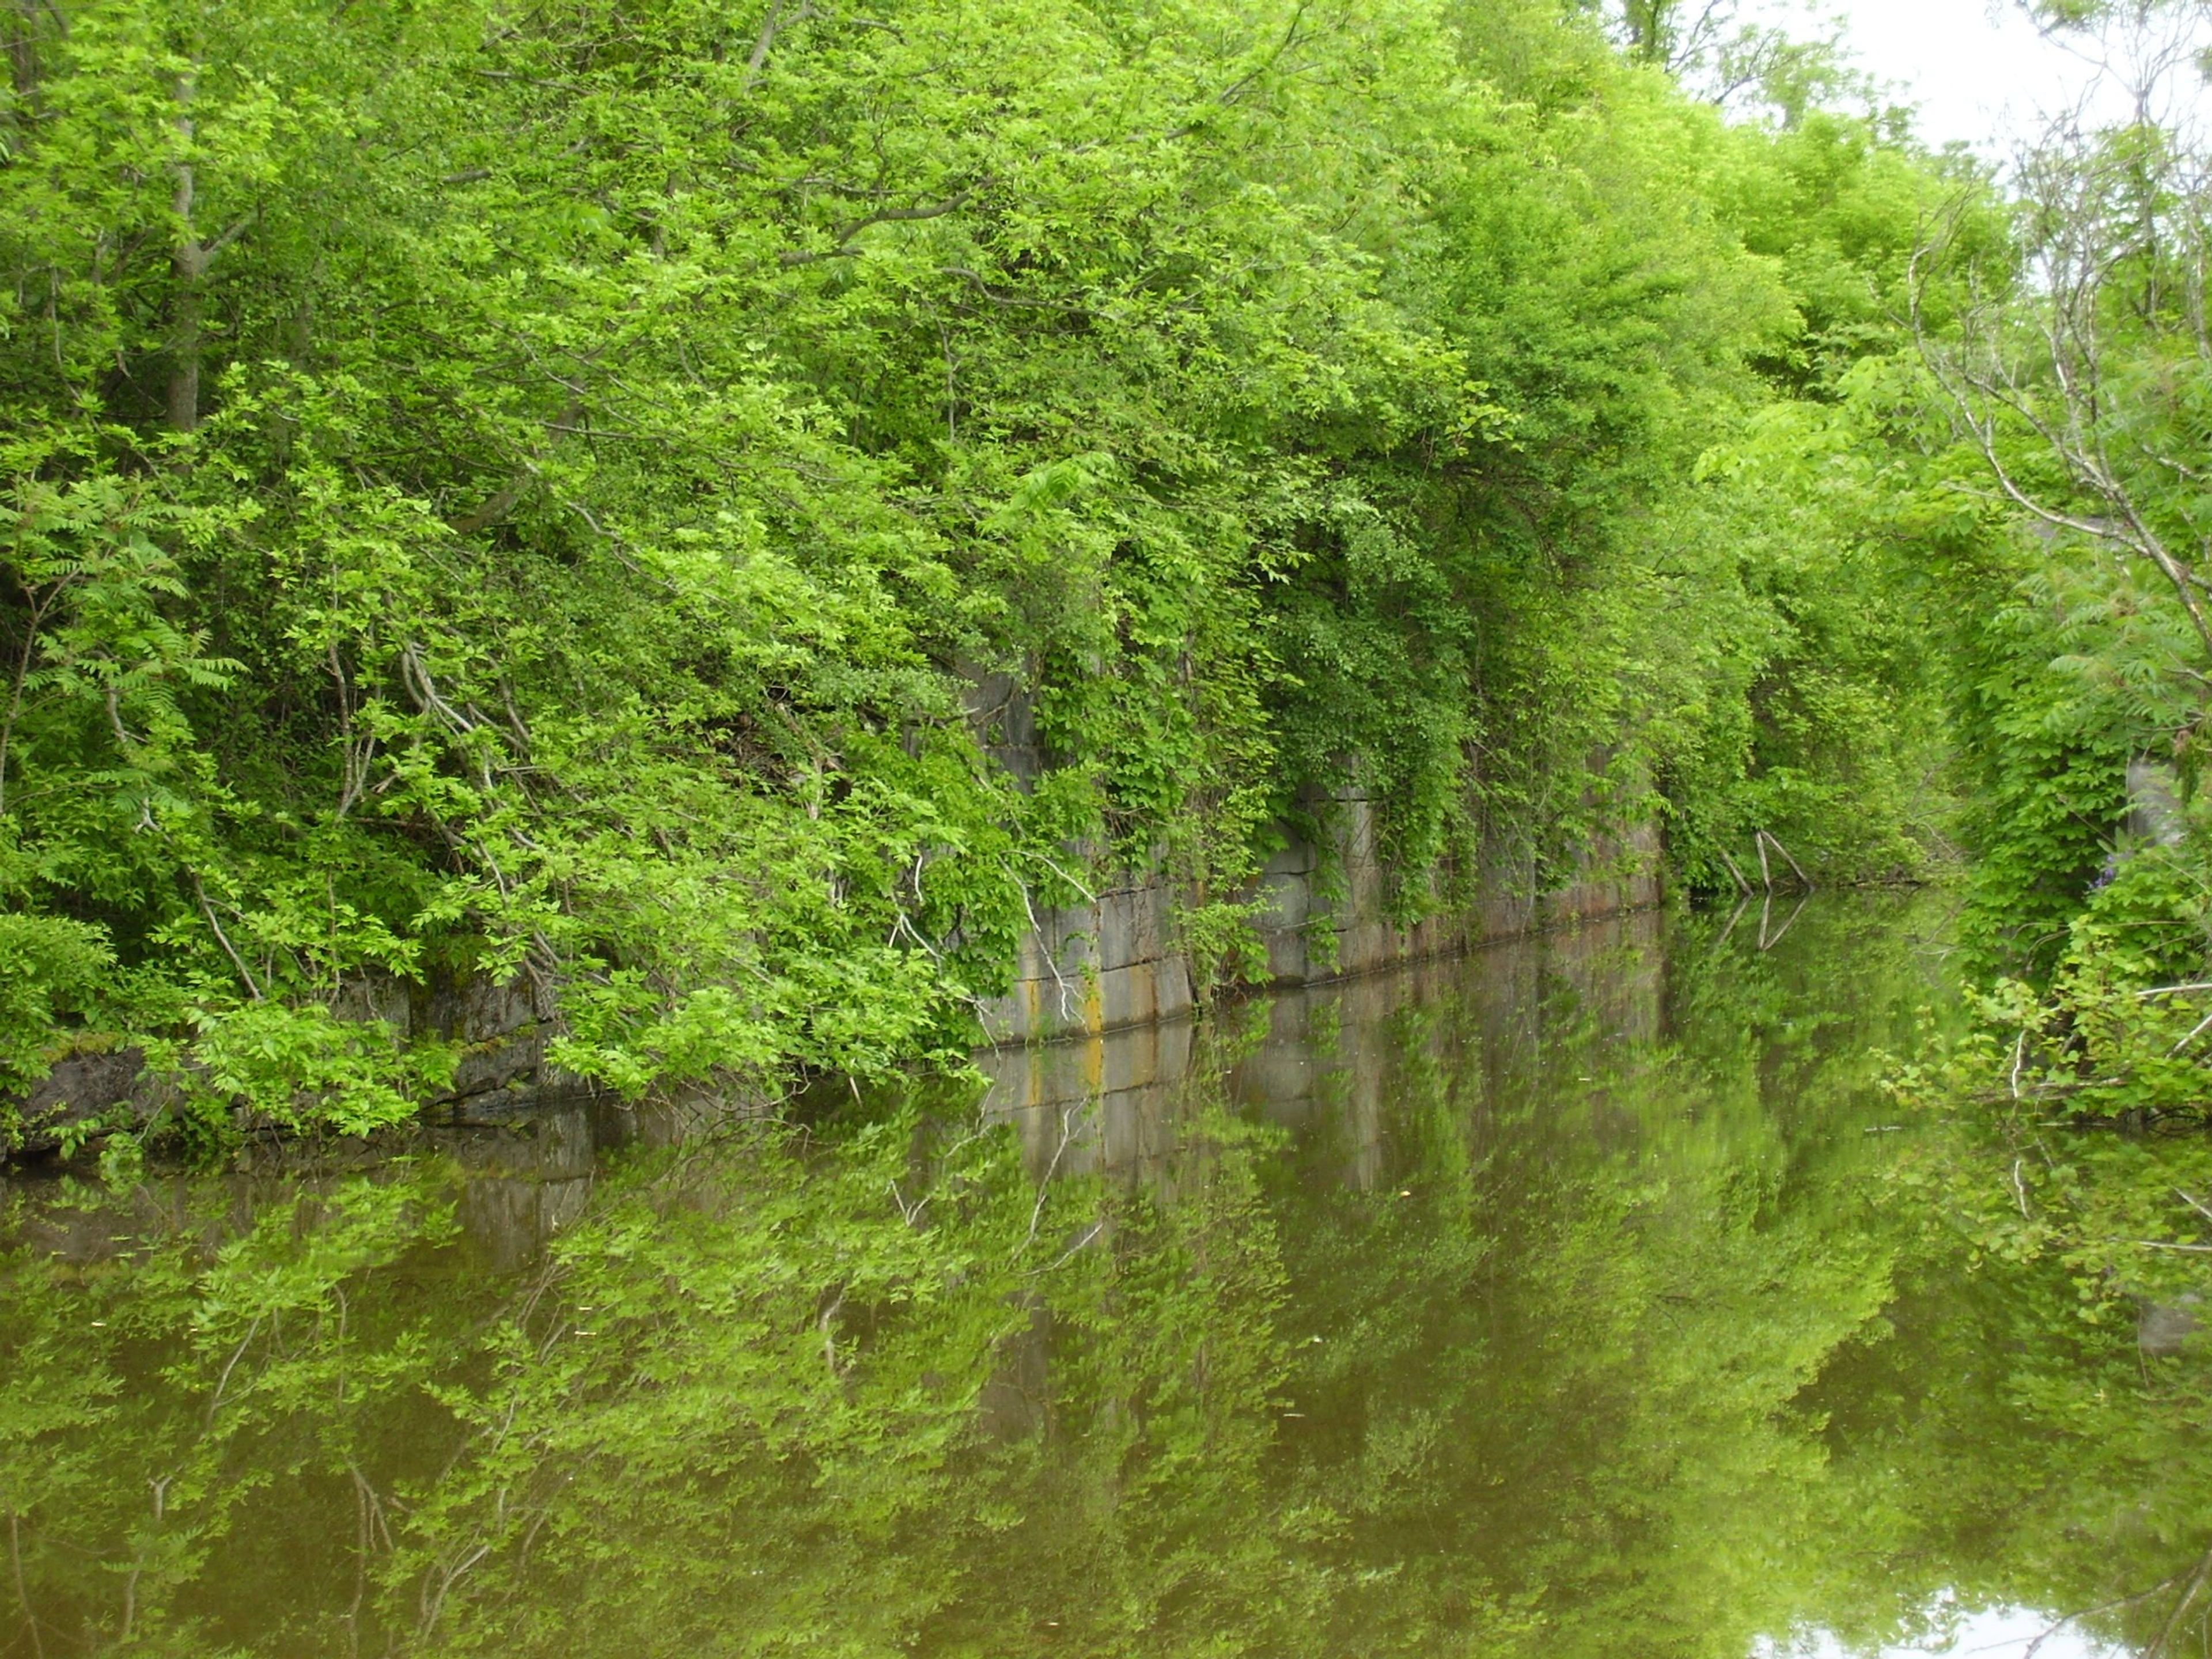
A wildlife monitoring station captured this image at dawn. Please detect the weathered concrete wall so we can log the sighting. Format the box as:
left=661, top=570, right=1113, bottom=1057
left=974, top=905, right=1667, bottom=1190
left=335, top=969, right=586, bottom=1123
left=5, top=968, right=597, bottom=1158
left=1252, top=794, right=1661, bottom=984
left=979, top=879, right=1196, bottom=1045
left=978, top=790, right=1661, bottom=1046
left=965, top=664, right=1660, bottom=1045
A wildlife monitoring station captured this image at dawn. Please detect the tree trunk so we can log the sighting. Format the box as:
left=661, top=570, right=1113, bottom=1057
left=7, top=0, right=37, bottom=99
left=168, top=71, right=203, bottom=435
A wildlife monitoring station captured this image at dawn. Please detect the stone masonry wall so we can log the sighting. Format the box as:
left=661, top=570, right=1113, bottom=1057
left=962, top=669, right=1662, bottom=1047
left=5, top=968, right=591, bottom=1158
left=978, top=790, right=1662, bottom=1046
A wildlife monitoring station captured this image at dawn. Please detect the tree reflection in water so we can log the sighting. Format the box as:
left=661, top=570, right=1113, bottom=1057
left=1, top=895, right=2205, bottom=1657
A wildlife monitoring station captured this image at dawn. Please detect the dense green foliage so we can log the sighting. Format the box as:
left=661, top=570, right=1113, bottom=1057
left=14, top=1, right=2212, bottom=1642
left=0, top=0, right=1974, bottom=1142
left=13, top=4, right=2212, bottom=1647
left=1872, top=1, right=2212, bottom=1353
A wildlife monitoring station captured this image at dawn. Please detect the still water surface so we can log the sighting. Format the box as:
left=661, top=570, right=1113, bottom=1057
left=1, top=895, right=2205, bottom=1657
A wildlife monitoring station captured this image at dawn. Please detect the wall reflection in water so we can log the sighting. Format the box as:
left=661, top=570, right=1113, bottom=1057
left=976, top=909, right=1662, bottom=1193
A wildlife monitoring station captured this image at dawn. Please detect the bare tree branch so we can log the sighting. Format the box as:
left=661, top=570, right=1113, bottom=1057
left=778, top=184, right=988, bottom=267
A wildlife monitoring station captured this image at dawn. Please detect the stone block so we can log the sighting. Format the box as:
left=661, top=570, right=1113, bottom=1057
left=1406, top=914, right=1460, bottom=959
left=1038, top=908, right=1102, bottom=976
left=1475, top=895, right=1533, bottom=941
left=7, top=1048, right=156, bottom=1153
left=446, top=1026, right=547, bottom=1101
left=1041, top=972, right=1100, bottom=1038
left=1153, top=956, right=1195, bottom=1022
left=1156, top=1010, right=1194, bottom=1077
left=331, top=972, right=412, bottom=1037
left=1009, top=929, right=1054, bottom=986
left=975, top=990, right=1024, bottom=1047
left=1263, top=923, right=1312, bottom=985
left=991, top=744, right=1045, bottom=787
left=1334, top=921, right=1398, bottom=976
left=968, top=1047, right=1024, bottom=1116
left=1253, top=869, right=1311, bottom=935
left=1343, top=853, right=1386, bottom=922
left=1096, top=884, right=1165, bottom=970
left=1339, top=796, right=1380, bottom=869
left=963, top=669, right=1036, bottom=748
left=1094, top=961, right=1158, bottom=1031
left=428, top=974, right=551, bottom=1043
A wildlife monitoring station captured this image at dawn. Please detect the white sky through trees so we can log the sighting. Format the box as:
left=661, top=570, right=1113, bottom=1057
left=1750, top=0, right=2207, bottom=151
